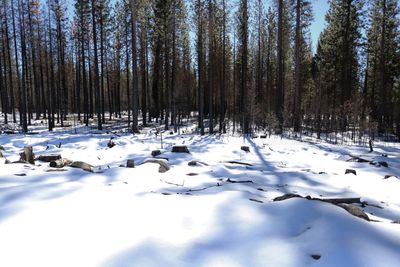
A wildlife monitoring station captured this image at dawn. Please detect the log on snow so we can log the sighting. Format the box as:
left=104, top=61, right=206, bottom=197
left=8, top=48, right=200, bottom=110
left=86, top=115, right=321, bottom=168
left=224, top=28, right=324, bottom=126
left=37, top=154, right=62, bottom=162
left=273, top=193, right=369, bottom=221
left=49, top=159, right=72, bottom=168
left=69, top=161, right=93, bottom=172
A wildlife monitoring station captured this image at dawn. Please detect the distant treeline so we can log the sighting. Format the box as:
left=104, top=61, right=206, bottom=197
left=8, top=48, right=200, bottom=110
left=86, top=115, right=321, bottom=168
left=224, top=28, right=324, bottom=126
left=0, top=0, right=399, bottom=141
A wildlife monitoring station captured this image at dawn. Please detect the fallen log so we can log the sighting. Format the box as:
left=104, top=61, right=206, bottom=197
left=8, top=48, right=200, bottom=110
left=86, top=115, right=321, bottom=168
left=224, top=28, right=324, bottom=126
left=347, top=155, right=369, bottom=163
left=384, top=175, right=398, bottom=180
left=69, top=161, right=93, bottom=172
left=37, top=154, right=62, bottom=162
left=225, top=161, right=254, bottom=166
left=347, top=155, right=389, bottom=168
left=49, top=159, right=72, bottom=168
left=143, top=159, right=170, bottom=173
left=321, top=197, right=362, bottom=205
left=45, top=169, right=68, bottom=172
left=188, top=160, right=208, bottom=166
left=273, top=193, right=369, bottom=221
left=172, top=146, right=190, bottom=153
left=273, top=193, right=302, bottom=202
left=226, top=178, right=253, bottom=184
left=337, top=204, right=370, bottom=221
left=249, top=198, right=263, bottom=203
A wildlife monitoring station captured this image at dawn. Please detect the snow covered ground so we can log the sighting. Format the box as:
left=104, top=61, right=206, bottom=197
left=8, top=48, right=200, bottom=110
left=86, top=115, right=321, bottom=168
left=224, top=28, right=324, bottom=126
left=1, top=125, right=400, bottom=267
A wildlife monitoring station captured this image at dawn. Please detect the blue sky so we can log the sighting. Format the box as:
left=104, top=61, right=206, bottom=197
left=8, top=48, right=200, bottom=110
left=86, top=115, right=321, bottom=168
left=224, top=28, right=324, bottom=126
left=310, top=0, right=330, bottom=51
left=64, top=0, right=330, bottom=52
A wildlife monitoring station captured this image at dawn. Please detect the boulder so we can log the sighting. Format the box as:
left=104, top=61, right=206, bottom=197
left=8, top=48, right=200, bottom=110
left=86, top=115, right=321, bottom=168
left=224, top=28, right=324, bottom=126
left=172, top=146, right=190, bottom=153
left=370, top=161, right=389, bottom=168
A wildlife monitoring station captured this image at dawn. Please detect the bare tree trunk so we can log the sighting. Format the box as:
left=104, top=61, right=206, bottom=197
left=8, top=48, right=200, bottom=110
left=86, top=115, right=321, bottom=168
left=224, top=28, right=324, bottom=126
left=91, top=0, right=102, bottom=130
left=293, top=0, right=301, bottom=133
left=130, top=0, right=139, bottom=133
left=276, top=0, right=284, bottom=133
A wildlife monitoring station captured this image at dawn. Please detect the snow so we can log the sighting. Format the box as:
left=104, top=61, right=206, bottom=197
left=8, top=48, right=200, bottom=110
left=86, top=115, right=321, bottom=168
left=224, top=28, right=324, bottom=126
left=1, top=125, right=400, bottom=267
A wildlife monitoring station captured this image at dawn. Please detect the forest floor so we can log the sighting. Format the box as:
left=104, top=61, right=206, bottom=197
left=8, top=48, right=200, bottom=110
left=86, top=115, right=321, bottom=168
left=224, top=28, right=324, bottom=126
left=0, top=121, right=400, bottom=267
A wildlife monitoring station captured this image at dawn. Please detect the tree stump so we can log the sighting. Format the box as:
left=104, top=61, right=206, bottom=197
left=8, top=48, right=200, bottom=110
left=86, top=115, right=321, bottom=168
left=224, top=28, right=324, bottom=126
left=241, top=146, right=250, bottom=153
left=345, top=169, right=357, bottom=175
left=151, top=150, right=161, bottom=157
left=172, top=146, right=190, bottom=153
left=20, top=146, right=35, bottom=165
left=107, top=139, right=116, bottom=148
left=126, top=159, right=135, bottom=168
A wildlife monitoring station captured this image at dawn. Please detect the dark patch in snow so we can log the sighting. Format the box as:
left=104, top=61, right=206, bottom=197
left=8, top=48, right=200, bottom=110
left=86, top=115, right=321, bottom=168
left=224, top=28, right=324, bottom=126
left=249, top=198, right=263, bottom=203
left=311, top=255, right=321, bottom=260
left=345, top=169, right=357, bottom=175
